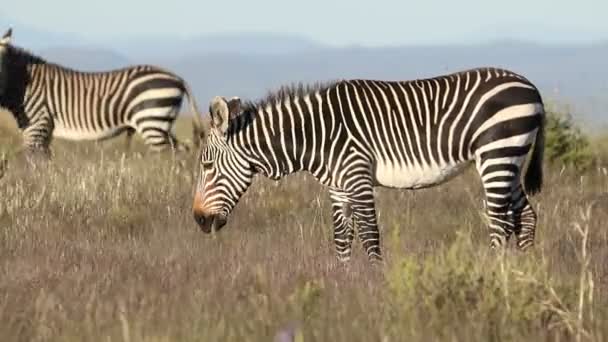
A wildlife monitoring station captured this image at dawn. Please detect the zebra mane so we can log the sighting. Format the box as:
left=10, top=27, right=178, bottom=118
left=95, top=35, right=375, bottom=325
left=218, top=81, right=337, bottom=136
left=242, top=80, right=340, bottom=113
left=0, top=44, right=47, bottom=97
left=225, top=81, right=339, bottom=136
left=5, top=44, right=47, bottom=65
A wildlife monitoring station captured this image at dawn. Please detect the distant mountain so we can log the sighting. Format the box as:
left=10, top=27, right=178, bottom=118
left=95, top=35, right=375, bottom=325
left=108, top=32, right=327, bottom=62
left=0, top=15, right=85, bottom=50
left=0, top=17, right=606, bottom=127
left=40, top=47, right=131, bottom=71
left=1, top=16, right=129, bottom=71
left=158, top=42, right=608, bottom=128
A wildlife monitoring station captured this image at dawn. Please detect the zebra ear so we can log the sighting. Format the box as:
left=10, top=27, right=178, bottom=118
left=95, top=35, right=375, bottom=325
left=192, top=113, right=210, bottom=146
left=227, top=97, right=241, bottom=119
left=200, top=115, right=211, bottom=140
left=209, top=96, right=230, bottom=134
left=0, top=28, right=12, bottom=44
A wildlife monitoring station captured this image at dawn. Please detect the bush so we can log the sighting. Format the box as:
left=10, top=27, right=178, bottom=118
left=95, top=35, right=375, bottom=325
left=386, top=231, right=581, bottom=341
left=590, top=133, right=608, bottom=166
left=544, top=106, right=592, bottom=170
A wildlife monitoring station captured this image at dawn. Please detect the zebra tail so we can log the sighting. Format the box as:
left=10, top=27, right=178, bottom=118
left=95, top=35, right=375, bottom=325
left=524, top=111, right=545, bottom=195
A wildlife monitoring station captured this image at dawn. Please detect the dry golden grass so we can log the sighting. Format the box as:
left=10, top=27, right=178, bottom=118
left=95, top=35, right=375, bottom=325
left=0, top=111, right=607, bottom=341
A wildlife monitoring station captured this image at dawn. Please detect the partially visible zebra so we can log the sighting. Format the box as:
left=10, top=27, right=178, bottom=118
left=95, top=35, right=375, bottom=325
left=192, top=67, right=545, bottom=263
left=0, top=28, right=204, bottom=156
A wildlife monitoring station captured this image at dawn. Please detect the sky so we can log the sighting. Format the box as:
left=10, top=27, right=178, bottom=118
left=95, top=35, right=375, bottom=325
left=3, top=0, right=608, bottom=46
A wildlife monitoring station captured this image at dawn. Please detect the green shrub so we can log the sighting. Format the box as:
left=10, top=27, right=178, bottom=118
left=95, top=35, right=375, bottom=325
left=386, top=231, right=578, bottom=341
left=544, top=106, right=592, bottom=170
left=590, top=133, right=608, bottom=166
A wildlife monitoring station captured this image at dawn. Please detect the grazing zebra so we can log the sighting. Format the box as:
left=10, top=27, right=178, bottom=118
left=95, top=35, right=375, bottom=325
left=0, top=28, right=203, bottom=156
left=192, top=67, right=545, bottom=263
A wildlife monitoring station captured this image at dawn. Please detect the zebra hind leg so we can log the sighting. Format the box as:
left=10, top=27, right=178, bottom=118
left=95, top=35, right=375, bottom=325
left=169, top=132, right=190, bottom=153
left=477, top=163, right=520, bottom=250
left=140, top=128, right=188, bottom=153
left=329, top=189, right=356, bottom=262
left=22, top=117, right=54, bottom=163
left=509, top=185, right=538, bottom=251
left=124, top=127, right=136, bottom=151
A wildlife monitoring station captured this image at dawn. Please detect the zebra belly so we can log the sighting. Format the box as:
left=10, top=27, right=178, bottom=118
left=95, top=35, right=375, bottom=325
left=374, top=160, right=471, bottom=189
left=54, top=124, right=127, bottom=141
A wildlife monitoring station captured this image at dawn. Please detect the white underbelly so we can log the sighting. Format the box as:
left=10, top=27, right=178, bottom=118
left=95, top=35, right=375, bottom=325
left=374, top=160, right=471, bottom=189
left=53, top=125, right=125, bottom=141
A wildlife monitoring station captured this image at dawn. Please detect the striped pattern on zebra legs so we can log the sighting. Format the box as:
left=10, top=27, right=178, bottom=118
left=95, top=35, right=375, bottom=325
left=21, top=110, right=54, bottom=157
left=330, top=187, right=383, bottom=262
left=473, top=105, right=543, bottom=249
left=477, top=150, right=536, bottom=248
left=0, top=28, right=202, bottom=156
left=329, top=189, right=356, bottom=262
left=477, top=159, right=521, bottom=247
left=349, top=182, right=382, bottom=262
left=480, top=174, right=538, bottom=250
left=510, top=185, right=537, bottom=250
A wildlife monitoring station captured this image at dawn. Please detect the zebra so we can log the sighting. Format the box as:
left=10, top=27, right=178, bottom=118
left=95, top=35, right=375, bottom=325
left=0, top=28, right=204, bottom=157
left=192, top=67, right=545, bottom=263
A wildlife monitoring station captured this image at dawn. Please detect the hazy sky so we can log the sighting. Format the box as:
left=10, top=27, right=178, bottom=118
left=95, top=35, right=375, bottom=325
left=3, top=0, right=608, bottom=46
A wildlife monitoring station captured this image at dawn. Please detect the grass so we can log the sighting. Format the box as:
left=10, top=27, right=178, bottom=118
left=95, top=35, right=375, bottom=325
left=0, top=110, right=607, bottom=341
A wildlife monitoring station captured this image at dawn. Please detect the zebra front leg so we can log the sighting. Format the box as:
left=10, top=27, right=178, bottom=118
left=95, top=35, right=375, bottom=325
left=21, top=116, right=54, bottom=162
left=329, top=189, right=356, bottom=262
left=21, top=139, right=52, bottom=168
left=350, top=186, right=383, bottom=263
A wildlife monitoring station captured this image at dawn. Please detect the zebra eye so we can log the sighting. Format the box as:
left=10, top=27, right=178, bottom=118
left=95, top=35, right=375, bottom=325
left=201, top=160, right=214, bottom=170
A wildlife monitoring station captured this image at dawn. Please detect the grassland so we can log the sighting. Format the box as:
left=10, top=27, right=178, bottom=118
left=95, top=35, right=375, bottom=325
left=0, top=110, right=607, bottom=341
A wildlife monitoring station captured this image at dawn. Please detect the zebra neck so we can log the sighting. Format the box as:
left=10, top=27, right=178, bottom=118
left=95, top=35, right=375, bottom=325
left=233, top=107, right=311, bottom=181
left=0, top=54, right=42, bottom=113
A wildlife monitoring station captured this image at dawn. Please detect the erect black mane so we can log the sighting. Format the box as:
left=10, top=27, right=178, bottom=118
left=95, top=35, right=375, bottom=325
left=5, top=44, right=47, bottom=65
left=0, top=43, right=48, bottom=111
left=219, top=81, right=339, bottom=137
left=241, top=80, right=340, bottom=113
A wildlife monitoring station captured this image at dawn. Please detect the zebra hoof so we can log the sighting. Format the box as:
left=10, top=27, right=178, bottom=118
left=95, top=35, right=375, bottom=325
left=489, top=232, right=510, bottom=250
left=336, top=253, right=351, bottom=263
left=516, top=239, right=534, bottom=252
left=25, top=151, right=52, bottom=166
left=368, top=253, right=383, bottom=265
left=176, top=144, right=190, bottom=153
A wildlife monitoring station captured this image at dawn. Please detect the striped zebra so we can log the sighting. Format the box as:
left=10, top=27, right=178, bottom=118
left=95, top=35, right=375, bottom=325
left=0, top=28, right=203, bottom=156
left=192, top=67, right=545, bottom=263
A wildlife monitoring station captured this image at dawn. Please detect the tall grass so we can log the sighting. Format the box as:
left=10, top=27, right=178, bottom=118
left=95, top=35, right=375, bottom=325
left=0, top=112, right=606, bottom=341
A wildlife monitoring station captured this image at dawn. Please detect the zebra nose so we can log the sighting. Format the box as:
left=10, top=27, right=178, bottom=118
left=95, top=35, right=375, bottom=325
left=192, top=191, right=212, bottom=232
left=193, top=212, right=213, bottom=233
left=193, top=211, right=227, bottom=234
left=195, top=214, right=205, bottom=226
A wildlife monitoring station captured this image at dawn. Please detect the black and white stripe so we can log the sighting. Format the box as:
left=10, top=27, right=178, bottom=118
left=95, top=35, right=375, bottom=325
left=192, top=67, right=545, bottom=263
left=0, top=28, right=201, bottom=155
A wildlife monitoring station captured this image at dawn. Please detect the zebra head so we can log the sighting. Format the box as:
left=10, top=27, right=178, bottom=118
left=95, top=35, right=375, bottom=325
left=0, top=28, right=12, bottom=96
left=192, top=96, right=254, bottom=233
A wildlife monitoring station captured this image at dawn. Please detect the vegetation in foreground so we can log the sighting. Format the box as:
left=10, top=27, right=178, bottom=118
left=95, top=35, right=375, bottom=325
left=0, top=109, right=607, bottom=341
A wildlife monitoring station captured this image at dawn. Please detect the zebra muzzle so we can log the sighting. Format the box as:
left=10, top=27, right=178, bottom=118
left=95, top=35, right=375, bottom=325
left=194, top=213, right=227, bottom=234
